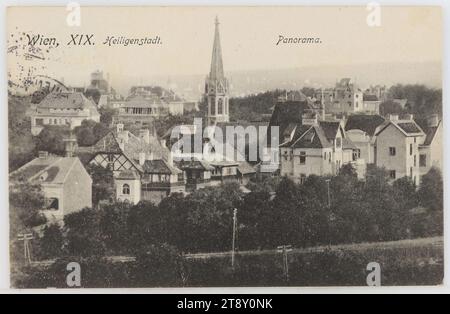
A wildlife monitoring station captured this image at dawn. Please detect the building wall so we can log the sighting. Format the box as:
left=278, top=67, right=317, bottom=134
left=31, top=110, right=99, bottom=135
left=362, top=100, right=381, bottom=114
left=280, top=147, right=333, bottom=182
left=376, top=124, right=408, bottom=179
left=346, top=130, right=374, bottom=163
left=41, top=185, right=64, bottom=223
left=62, top=160, right=93, bottom=215
left=116, top=178, right=141, bottom=204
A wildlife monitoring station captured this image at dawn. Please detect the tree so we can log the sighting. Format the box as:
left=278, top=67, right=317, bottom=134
left=127, top=201, right=166, bottom=252
left=393, top=177, right=418, bottom=210
left=184, top=183, right=243, bottom=252
left=239, top=190, right=273, bottom=249
left=8, top=96, right=36, bottom=171
left=64, top=207, right=105, bottom=257
left=9, top=181, right=46, bottom=233
left=387, top=84, right=442, bottom=116
left=133, top=243, right=187, bottom=286
left=99, top=107, right=117, bottom=126
left=74, top=119, right=109, bottom=147
left=418, top=167, right=443, bottom=211
left=86, top=163, right=116, bottom=207
left=157, top=193, right=189, bottom=251
left=39, top=224, right=64, bottom=259
left=34, top=125, right=69, bottom=155
left=99, top=202, right=131, bottom=254
left=380, top=100, right=405, bottom=116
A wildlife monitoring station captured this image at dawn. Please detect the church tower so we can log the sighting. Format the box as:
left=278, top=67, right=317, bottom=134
left=205, top=17, right=229, bottom=125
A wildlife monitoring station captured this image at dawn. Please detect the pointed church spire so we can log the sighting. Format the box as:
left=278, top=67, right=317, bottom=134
left=209, top=16, right=224, bottom=80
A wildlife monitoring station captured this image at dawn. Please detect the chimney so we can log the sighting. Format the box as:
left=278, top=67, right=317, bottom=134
left=117, top=130, right=129, bottom=144
left=302, top=112, right=318, bottom=126
left=427, top=114, right=439, bottom=127
left=160, top=139, right=166, bottom=148
left=168, top=152, right=173, bottom=166
left=38, top=151, right=48, bottom=158
left=117, top=123, right=124, bottom=133
left=403, top=113, right=414, bottom=121
left=389, top=114, right=399, bottom=121
left=139, top=152, right=146, bottom=166
left=63, top=137, right=78, bottom=157
left=139, top=129, right=150, bottom=144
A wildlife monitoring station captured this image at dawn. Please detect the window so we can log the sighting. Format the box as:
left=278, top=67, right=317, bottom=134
left=107, top=154, right=115, bottom=162
left=389, top=147, right=396, bottom=156
left=323, top=152, right=326, bottom=160
left=35, top=118, right=44, bottom=126
left=389, top=170, right=396, bottom=179
left=335, top=138, right=342, bottom=148
left=414, top=155, right=416, bottom=167
left=419, top=154, right=427, bottom=167
left=46, top=198, right=59, bottom=210
left=410, top=143, right=413, bottom=156
left=122, top=184, right=130, bottom=195
left=410, top=167, right=413, bottom=177
left=353, top=149, right=361, bottom=161
left=299, top=152, right=306, bottom=164
left=218, top=98, right=223, bottom=115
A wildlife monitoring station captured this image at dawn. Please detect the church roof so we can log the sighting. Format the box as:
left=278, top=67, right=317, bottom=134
left=209, top=17, right=225, bottom=81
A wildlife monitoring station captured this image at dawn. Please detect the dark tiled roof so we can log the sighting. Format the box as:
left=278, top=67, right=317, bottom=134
left=318, top=121, right=341, bottom=141
left=421, top=121, right=441, bottom=146
left=175, top=158, right=214, bottom=171
left=268, top=100, right=314, bottom=144
left=280, top=125, right=332, bottom=149
left=141, top=160, right=181, bottom=174
left=397, top=122, right=422, bottom=134
left=38, top=92, right=97, bottom=110
left=345, top=114, right=386, bottom=136
left=363, top=94, right=379, bottom=101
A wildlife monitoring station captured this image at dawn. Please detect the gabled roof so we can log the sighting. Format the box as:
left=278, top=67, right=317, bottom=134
left=141, top=160, right=182, bottom=175
left=375, top=120, right=425, bottom=137
left=38, top=92, right=97, bottom=111
left=280, top=124, right=332, bottom=149
left=268, top=99, right=314, bottom=145
left=237, top=161, right=256, bottom=175
left=175, top=157, right=214, bottom=171
left=318, top=121, right=341, bottom=141
left=75, top=130, right=170, bottom=168
left=10, top=156, right=83, bottom=185
left=345, top=114, right=386, bottom=137
left=421, top=120, right=441, bottom=146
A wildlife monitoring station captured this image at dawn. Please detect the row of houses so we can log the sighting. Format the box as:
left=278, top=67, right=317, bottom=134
left=266, top=93, right=442, bottom=186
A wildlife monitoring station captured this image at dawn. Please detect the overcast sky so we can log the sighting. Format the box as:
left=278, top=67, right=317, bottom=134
left=7, top=6, right=442, bottom=88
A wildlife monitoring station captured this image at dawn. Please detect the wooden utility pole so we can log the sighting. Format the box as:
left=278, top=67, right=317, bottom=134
left=277, top=245, right=292, bottom=282
left=231, top=208, right=238, bottom=269
left=17, top=233, right=34, bottom=264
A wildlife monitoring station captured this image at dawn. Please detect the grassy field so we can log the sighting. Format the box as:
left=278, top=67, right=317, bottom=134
left=12, top=237, right=443, bottom=288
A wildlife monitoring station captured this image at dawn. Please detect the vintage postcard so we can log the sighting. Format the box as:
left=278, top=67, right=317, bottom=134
left=7, top=5, right=443, bottom=289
